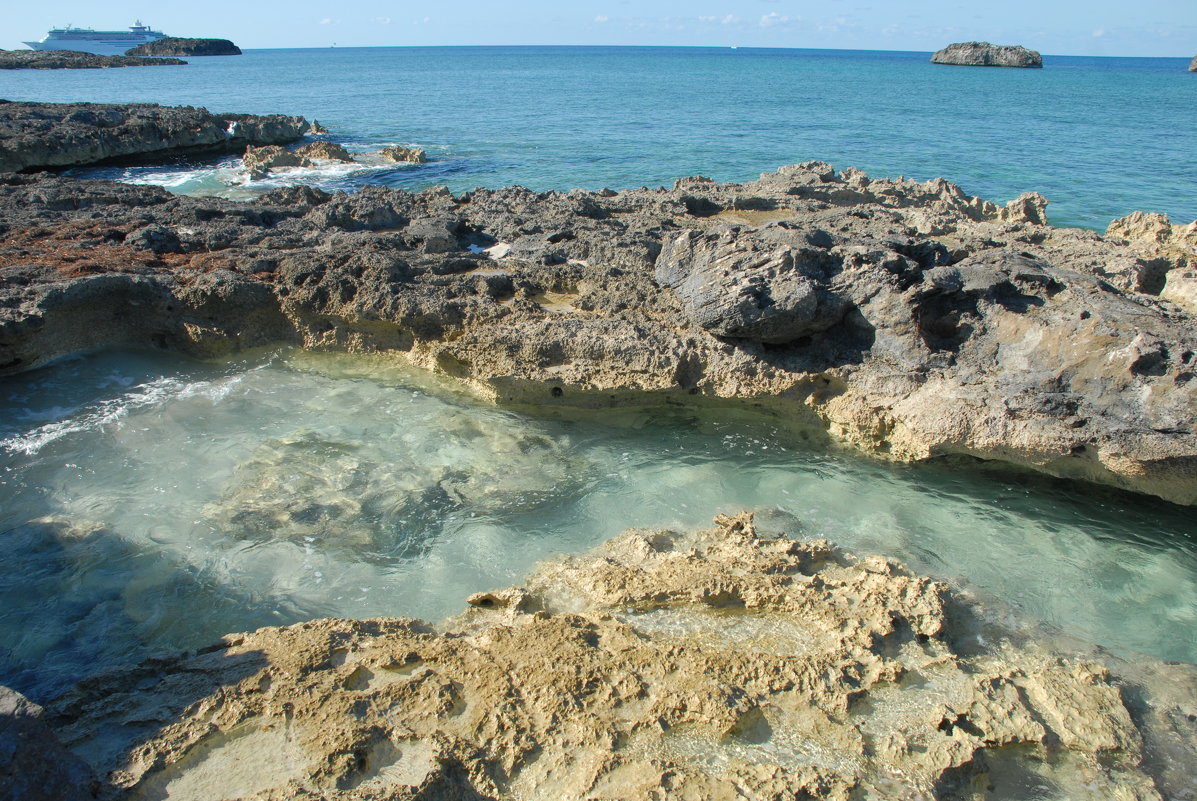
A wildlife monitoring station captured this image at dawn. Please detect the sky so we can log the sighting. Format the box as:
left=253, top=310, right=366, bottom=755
left=6, top=1, right=1196, bottom=57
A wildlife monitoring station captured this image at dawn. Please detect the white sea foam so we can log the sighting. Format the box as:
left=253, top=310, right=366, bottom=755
left=1, top=373, right=246, bottom=456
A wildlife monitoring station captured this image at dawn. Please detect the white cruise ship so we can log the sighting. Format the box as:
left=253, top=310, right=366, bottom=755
left=22, top=21, right=169, bottom=56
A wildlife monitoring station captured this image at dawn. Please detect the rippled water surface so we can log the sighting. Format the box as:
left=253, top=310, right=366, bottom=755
left=1, top=349, right=1194, bottom=701
left=1, top=46, right=1194, bottom=228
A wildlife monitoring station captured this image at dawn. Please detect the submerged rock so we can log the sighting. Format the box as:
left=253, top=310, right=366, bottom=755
left=0, top=101, right=307, bottom=172
left=125, top=37, right=241, bottom=57
left=0, top=48, right=185, bottom=70
left=932, top=42, right=1044, bottom=68
left=34, top=514, right=1195, bottom=800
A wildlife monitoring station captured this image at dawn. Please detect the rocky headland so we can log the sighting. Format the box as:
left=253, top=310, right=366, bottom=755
left=0, top=49, right=185, bottom=70
left=1, top=154, right=1195, bottom=503
left=932, top=42, right=1043, bottom=68
left=1191, top=55, right=1197, bottom=72
left=125, top=37, right=242, bottom=57
left=0, top=101, right=310, bottom=172
left=0, top=513, right=1190, bottom=800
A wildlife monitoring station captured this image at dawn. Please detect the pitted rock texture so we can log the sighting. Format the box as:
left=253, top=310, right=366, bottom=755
left=0, top=101, right=308, bottom=172
left=243, top=141, right=355, bottom=178
left=0, top=163, right=1195, bottom=503
left=0, top=49, right=185, bottom=70
left=931, top=42, right=1044, bottom=68
left=380, top=145, right=427, bottom=164
left=38, top=514, right=1191, bottom=801
left=125, top=38, right=242, bottom=57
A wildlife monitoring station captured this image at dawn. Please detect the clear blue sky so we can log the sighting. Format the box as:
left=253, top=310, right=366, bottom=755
left=7, top=1, right=1195, bottom=57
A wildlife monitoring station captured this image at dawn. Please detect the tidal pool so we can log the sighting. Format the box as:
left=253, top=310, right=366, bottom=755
left=1, top=349, right=1194, bottom=701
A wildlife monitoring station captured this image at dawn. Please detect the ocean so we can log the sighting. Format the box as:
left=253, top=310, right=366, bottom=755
left=1, top=45, right=1194, bottom=229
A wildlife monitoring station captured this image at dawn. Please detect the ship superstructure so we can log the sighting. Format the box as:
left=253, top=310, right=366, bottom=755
left=23, top=21, right=168, bottom=56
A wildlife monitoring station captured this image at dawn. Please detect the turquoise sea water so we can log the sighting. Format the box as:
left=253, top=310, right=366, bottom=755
left=1, top=46, right=1194, bottom=229
left=2, top=350, right=1194, bottom=701
left=2, top=48, right=1196, bottom=705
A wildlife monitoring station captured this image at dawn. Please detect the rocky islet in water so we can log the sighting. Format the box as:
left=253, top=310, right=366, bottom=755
left=1, top=102, right=1196, bottom=798
left=124, top=37, right=242, bottom=57
left=931, top=41, right=1044, bottom=68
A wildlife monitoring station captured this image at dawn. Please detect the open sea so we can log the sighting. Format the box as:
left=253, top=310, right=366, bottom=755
left=1, top=47, right=1196, bottom=705
left=1, top=45, right=1195, bottom=229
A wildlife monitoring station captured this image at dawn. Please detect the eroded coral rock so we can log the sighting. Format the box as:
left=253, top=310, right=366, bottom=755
left=380, top=145, right=427, bottom=164
left=1, top=163, right=1195, bottom=503
left=39, top=514, right=1190, bottom=800
left=242, top=141, right=355, bottom=179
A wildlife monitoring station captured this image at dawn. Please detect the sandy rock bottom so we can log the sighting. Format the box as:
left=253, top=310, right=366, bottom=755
left=45, top=514, right=1196, bottom=800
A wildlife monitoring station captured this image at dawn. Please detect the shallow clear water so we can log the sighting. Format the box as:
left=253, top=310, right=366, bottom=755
left=1, top=46, right=1194, bottom=229
left=1, top=349, right=1194, bottom=701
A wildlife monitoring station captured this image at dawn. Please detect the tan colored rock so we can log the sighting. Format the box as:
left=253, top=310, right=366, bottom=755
left=243, top=141, right=355, bottom=179
left=41, top=514, right=1187, bottom=800
left=1106, top=210, right=1197, bottom=310
left=379, top=145, right=427, bottom=164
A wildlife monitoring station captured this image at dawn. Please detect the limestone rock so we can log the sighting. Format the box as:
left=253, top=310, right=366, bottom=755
left=125, top=37, right=241, bottom=57
left=1, top=160, right=1195, bottom=504
left=0, top=101, right=307, bottom=172
left=654, top=226, right=853, bottom=343
left=932, top=42, right=1044, bottom=68
left=380, top=145, right=427, bottom=164
left=0, top=48, right=185, bottom=70
left=1190, top=55, right=1197, bottom=72
left=243, top=141, right=355, bottom=179
left=1105, top=210, right=1197, bottom=310
left=39, top=515, right=1187, bottom=801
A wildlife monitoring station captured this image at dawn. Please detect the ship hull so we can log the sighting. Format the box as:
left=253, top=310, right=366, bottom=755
left=22, top=39, right=163, bottom=56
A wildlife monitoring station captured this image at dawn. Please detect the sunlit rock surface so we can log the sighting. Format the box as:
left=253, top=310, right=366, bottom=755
left=931, top=42, right=1043, bottom=68
left=31, top=514, right=1193, bottom=800
left=1, top=162, right=1194, bottom=502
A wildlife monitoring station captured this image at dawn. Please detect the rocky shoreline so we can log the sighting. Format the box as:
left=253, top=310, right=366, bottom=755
left=1, top=102, right=1196, bottom=799
left=0, top=101, right=311, bottom=173
left=0, top=49, right=186, bottom=70
left=1, top=152, right=1194, bottom=503
left=5, top=513, right=1194, bottom=800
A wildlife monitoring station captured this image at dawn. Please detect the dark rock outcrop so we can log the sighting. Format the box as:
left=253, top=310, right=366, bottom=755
left=932, top=41, right=1043, bottom=68
left=1, top=685, right=97, bottom=801
left=1190, top=55, right=1197, bottom=72
left=0, top=49, right=185, bottom=70
left=0, top=162, right=1194, bottom=504
left=125, top=37, right=242, bottom=57
left=0, top=101, right=309, bottom=172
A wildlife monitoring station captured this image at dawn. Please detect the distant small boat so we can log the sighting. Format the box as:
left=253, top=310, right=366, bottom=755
left=22, top=21, right=168, bottom=57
